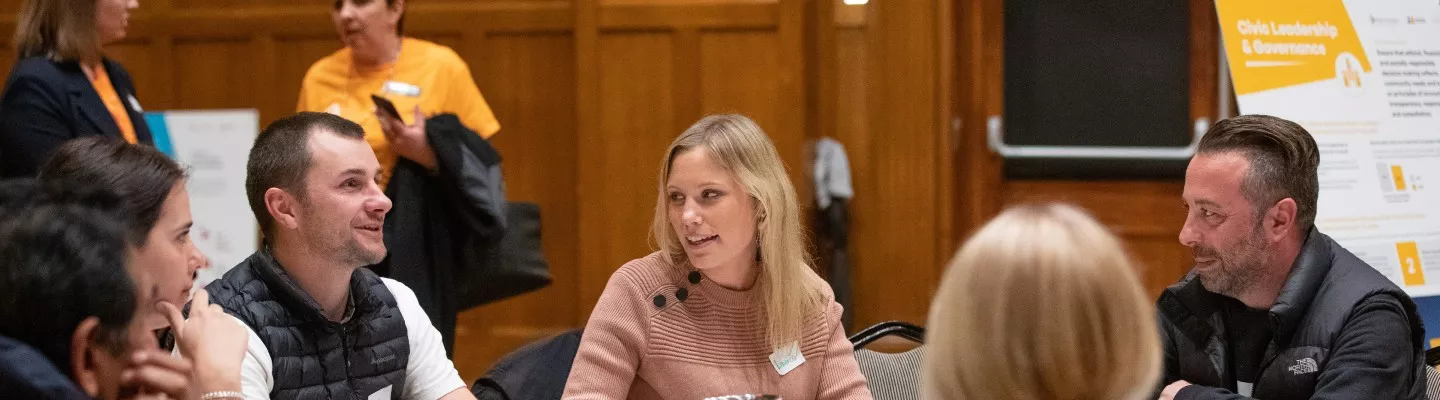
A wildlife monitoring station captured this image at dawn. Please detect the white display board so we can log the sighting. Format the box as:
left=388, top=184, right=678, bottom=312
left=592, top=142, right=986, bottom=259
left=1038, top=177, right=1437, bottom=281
left=145, top=109, right=259, bottom=291
left=1216, top=0, right=1440, bottom=296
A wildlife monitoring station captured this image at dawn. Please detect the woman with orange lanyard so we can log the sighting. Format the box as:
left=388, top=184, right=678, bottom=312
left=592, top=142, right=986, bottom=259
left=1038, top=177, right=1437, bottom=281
left=0, top=0, right=152, bottom=178
left=297, top=0, right=502, bottom=355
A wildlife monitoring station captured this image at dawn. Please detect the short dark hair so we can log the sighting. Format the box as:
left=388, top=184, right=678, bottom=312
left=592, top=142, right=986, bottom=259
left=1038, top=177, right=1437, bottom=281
left=0, top=178, right=45, bottom=214
left=0, top=183, right=136, bottom=375
left=247, top=112, right=367, bottom=239
left=39, top=137, right=187, bottom=247
left=1197, top=114, right=1321, bottom=231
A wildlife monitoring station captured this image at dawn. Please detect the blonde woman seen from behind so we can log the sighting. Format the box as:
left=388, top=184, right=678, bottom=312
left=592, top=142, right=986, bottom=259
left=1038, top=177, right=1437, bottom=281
left=562, top=114, right=872, bottom=399
left=922, top=203, right=1160, bottom=400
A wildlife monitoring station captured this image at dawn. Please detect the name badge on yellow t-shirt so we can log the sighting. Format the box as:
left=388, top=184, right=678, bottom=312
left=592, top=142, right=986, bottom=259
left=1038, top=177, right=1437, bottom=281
left=769, top=341, right=805, bottom=376
left=382, top=80, right=422, bottom=97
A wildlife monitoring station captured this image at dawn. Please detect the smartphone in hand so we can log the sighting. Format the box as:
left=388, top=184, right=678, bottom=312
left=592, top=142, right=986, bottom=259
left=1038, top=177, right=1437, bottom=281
left=371, top=94, right=402, bottom=121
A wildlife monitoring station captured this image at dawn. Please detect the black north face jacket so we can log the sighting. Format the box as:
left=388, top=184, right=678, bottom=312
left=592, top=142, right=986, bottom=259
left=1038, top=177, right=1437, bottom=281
left=1157, top=228, right=1427, bottom=400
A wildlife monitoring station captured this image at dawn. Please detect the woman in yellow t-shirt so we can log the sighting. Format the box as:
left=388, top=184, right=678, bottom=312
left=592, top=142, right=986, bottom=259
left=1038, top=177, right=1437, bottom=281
left=298, top=0, right=501, bottom=187
left=297, top=0, right=502, bottom=355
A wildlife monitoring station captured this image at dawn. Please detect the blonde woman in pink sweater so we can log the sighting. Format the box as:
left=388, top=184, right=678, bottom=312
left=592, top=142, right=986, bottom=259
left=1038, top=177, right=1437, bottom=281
left=562, top=114, right=872, bottom=399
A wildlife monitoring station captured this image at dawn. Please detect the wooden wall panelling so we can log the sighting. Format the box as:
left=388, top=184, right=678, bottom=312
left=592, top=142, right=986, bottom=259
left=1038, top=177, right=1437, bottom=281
left=576, top=31, right=679, bottom=311
left=673, top=28, right=703, bottom=129
left=0, top=45, right=13, bottom=79
left=1189, top=0, right=1219, bottom=124
left=810, top=0, right=877, bottom=330
left=934, top=0, right=957, bottom=267
left=1000, top=181, right=1190, bottom=299
left=272, top=35, right=345, bottom=122
left=806, top=0, right=957, bottom=335
left=174, top=39, right=260, bottom=110
left=698, top=29, right=808, bottom=196
left=147, top=0, right=174, bottom=15
left=454, top=31, right=579, bottom=380
left=252, top=35, right=280, bottom=125
left=834, top=12, right=873, bottom=282
left=603, top=0, right=777, bottom=4
left=953, top=0, right=1005, bottom=239
left=803, top=0, right=836, bottom=149
left=1130, top=235, right=1194, bottom=299
left=572, top=0, right=605, bottom=321
left=775, top=0, right=807, bottom=205
left=177, top=0, right=566, bottom=7
left=600, top=2, right=775, bottom=29
left=146, top=36, right=177, bottom=111
left=126, top=5, right=569, bottom=38
left=850, top=0, right=948, bottom=329
left=101, top=41, right=158, bottom=104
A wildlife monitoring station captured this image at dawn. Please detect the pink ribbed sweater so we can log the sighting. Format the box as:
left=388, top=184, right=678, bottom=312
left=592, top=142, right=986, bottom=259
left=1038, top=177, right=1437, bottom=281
left=561, top=252, right=872, bottom=400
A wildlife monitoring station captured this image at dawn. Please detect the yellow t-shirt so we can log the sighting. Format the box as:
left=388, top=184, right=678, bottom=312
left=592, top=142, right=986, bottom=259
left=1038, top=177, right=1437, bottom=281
left=296, top=38, right=501, bottom=186
left=87, top=63, right=138, bottom=144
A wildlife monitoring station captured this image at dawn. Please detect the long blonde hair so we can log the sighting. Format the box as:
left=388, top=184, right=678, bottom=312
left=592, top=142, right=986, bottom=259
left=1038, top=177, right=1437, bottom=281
left=921, top=203, right=1161, bottom=400
left=652, top=114, right=826, bottom=350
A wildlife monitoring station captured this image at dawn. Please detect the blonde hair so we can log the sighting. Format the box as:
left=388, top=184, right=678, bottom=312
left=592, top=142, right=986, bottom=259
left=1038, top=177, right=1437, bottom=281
left=652, top=114, right=826, bottom=350
left=921, top=203, right=1160, bottom=400
left=13, top=0, right=101, bottom=62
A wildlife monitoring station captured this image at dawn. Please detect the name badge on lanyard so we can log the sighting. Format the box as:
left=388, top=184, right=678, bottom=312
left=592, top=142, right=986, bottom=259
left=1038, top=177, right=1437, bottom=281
left=382, top=81, right=422, bottom=97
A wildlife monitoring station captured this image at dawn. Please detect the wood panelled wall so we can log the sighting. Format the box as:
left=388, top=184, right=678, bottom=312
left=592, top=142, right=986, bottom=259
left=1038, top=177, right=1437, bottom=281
left=0, top=0, right=957, bottom=379
left=1, top=0, right=1210, bottom=381
left=810, top=0, right=956, bottom=335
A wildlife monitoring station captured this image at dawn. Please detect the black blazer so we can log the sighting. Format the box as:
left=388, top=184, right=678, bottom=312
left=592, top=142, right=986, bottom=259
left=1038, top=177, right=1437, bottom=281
left=0, top=56, right=153, bottom=178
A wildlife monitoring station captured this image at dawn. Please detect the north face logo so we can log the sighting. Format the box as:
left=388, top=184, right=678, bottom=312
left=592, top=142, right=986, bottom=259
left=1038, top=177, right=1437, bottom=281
left=1288, top=358, right=1318, bottom=375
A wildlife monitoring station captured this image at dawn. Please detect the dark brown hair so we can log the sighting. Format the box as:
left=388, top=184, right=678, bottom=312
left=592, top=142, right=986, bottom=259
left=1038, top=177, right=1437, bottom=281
left=40, top=137, right=188, bottom=247
left=246, top=112, right=366, bottom=239
left=1196, top=114, right=1321, bottom=232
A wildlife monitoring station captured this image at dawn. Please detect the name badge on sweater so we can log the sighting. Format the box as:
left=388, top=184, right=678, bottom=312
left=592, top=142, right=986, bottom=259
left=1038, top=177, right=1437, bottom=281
left=383, top=80, right=422, bottom=97
left=769, top=341, right=805, bottom=376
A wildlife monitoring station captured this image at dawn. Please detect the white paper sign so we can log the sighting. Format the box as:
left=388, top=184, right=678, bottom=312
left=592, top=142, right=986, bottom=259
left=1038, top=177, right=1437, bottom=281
left=147, top=109, right=260, bottom=291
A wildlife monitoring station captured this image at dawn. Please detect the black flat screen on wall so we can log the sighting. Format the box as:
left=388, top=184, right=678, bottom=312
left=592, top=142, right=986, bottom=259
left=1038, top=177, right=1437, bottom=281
left=1002, top=0, right=1195, bottom=179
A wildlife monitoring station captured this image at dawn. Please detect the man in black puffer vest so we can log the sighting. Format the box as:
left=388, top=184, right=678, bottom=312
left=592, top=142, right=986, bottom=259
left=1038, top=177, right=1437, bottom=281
left=206, top=113, right=474, bottom=400
left=1158, top=115, right=1426, bottom=400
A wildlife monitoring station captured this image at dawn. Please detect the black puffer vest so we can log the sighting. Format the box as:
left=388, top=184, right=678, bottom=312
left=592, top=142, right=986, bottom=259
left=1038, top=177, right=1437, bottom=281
left=1157, top=228, right=1425, bottom=400
left=207, top=250, right=409, bottom=399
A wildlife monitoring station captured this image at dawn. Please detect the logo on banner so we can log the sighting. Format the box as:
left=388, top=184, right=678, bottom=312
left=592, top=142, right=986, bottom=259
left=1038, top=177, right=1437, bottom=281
left=1216, top=0, right=1372, bottom=94
left=1336, top=52, right=1365, bottom=95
